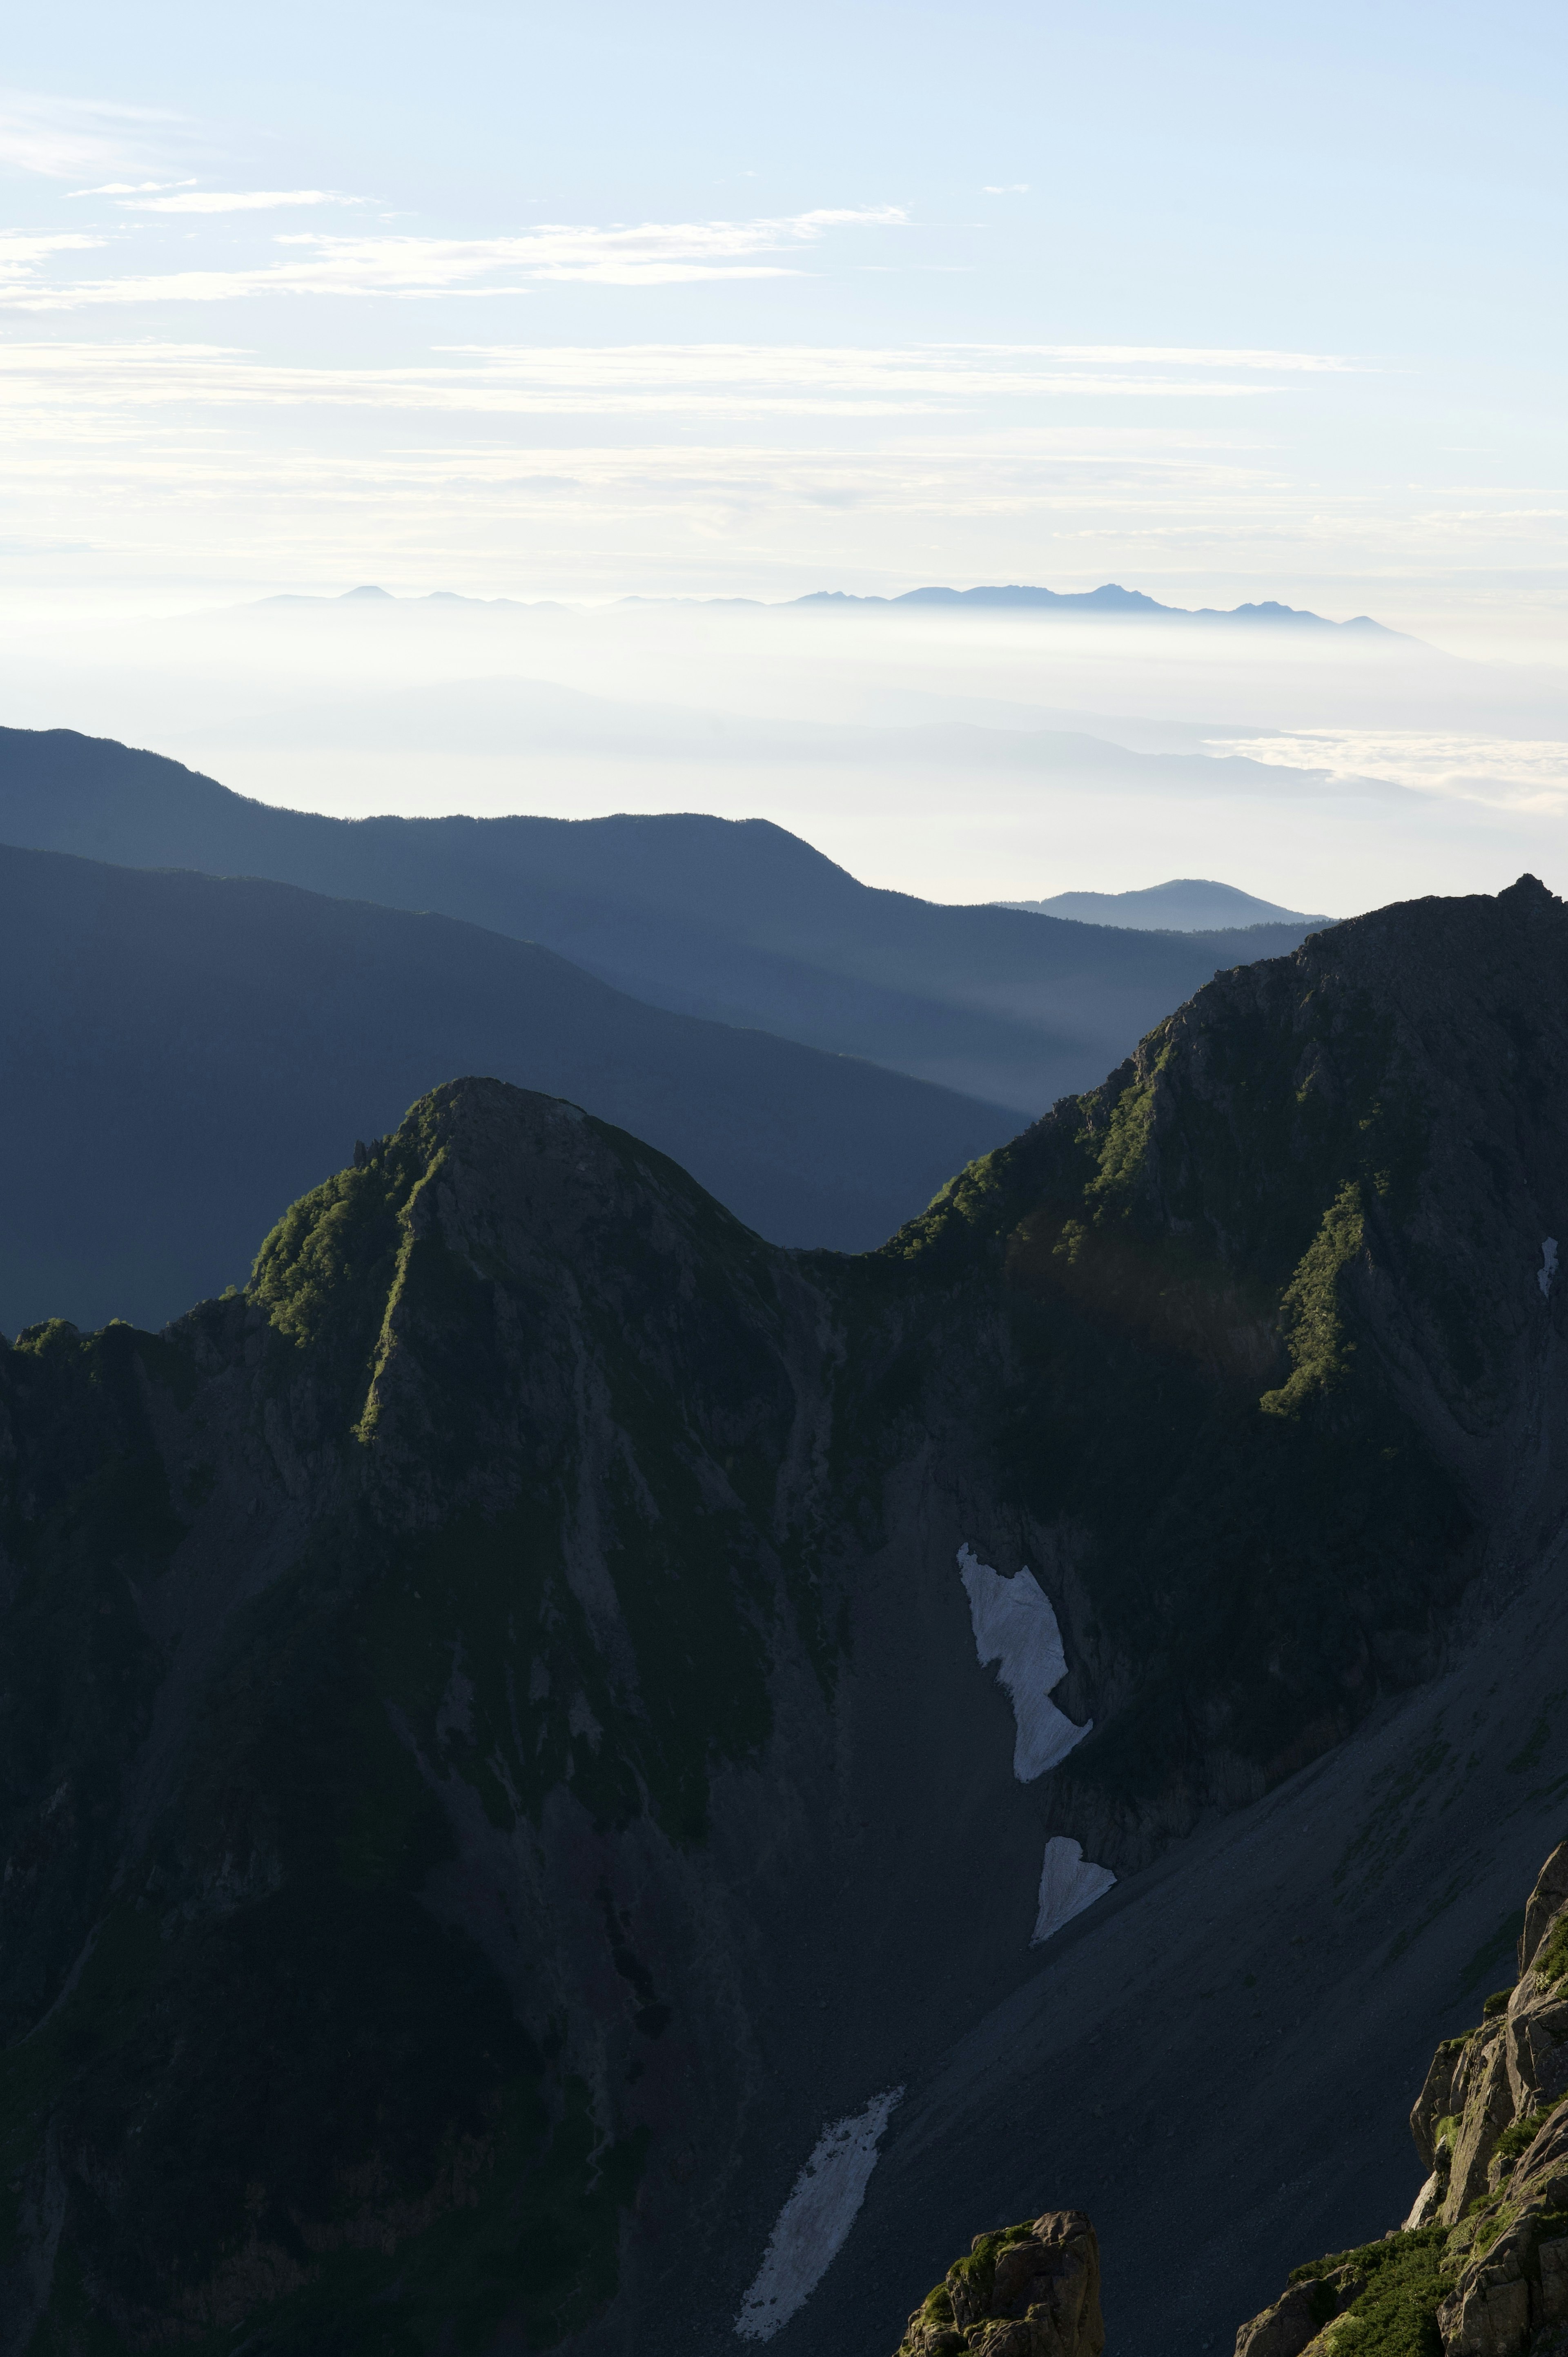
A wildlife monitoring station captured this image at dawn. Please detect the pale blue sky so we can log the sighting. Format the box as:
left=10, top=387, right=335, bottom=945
left=0, top=2, right=1564, bottom=639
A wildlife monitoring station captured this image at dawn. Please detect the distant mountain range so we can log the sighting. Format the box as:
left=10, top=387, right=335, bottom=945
left=1004, top=878, right=1337, bottom=932
left=253, top=580, right=1397, bottom=631
left=0, top=842, right=1015, bottom=1333
left=0, top=729, right=1330, bottom=1119
left=795, top=583, right=1395, bottom=629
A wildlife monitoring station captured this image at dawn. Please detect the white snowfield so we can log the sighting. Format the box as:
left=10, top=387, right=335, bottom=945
left=733, top=2089, right=904, bottom=2342
left=1032, top=1836, right=1117, bottom=1947
left=958, top=1545, right=1118, bottom=1947
left=1541, top=1238, right=1559, bottom=1298
left=957, top=1544, right=1091, bottom=1780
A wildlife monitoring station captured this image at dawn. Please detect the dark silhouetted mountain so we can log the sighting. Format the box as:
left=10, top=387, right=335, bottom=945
left=1004, top=877, right=1336, bottom=931
left=0, top=727, right=1326, bottom=1112
left=6, top=879, right=1568, bottom=2355
left=0, top=842, right=1014, bottom=1333
left=793, top=582, right=1396, bottom=631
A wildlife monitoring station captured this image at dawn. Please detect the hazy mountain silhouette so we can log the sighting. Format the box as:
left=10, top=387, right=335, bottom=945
left=252, top=580, right=1396, bottom=629
left=0, top=842, right=1015, bottom=1333
left=0, top=727, right=1328, bottom=1112
left=793, top=582, right=1397, bottom=630
left=1004, top=878, right=1336, bottom=931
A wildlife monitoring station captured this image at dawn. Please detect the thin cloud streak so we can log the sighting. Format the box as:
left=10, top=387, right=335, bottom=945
left=69, top=178, right=196, bottom=198
left=128, top=189, right=359, bottom=214
left=0, top=207, right=908, bottom=307
left=0, top=339, right=1340, bottom=415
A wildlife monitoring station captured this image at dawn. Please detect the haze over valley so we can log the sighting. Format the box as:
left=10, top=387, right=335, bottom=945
left=7, top=589, right=1568, bottom=917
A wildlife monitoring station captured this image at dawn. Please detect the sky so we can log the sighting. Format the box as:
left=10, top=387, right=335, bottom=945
left=0, top=1, right=1565, bottom=647
left=0, top=2, right=1566, bottom=913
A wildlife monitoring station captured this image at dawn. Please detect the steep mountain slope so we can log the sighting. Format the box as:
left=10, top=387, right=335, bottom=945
left=1232, top=1838, right=1568, bottom=2357
left=0, top=841, right=1013, bottom=1332
left=0, top=726, right=1321, bottom=1111
left=4, top=878, right=1568, bottom=2356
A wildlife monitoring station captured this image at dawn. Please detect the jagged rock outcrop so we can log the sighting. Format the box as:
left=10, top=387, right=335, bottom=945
left=894, top=2210, right=1105, bottom=2357
left=1234, top=1841, right=1568, bottom=2357
left=7, top=877, right=1568, bottom=2350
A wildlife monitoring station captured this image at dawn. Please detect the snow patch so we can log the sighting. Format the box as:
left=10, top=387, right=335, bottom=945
left=1541, top=1238, right=1559, bottom=1298
left=957, top=1544, right=1091, bottom=1779
left=733, top=2089, right=903, bottom=2341
left=1031, top=1836, right=1116, bottom=1947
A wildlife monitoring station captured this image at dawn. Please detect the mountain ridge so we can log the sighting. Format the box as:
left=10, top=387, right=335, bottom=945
left=5, top=876, right=1568, bottom=2352
left=0, top=838, right=1016, bottom=1333
left=256, top=582, right=1395, bottom=631
left=0, top=725, right=1328, bottom=1113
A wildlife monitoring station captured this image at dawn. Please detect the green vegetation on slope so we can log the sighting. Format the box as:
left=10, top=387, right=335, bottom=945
left=1288, top=2223, right=1455, bottom=2357
left=0, top=1091, right=822, bottom=2345
left=864, top=955, right=1470, bottom=1817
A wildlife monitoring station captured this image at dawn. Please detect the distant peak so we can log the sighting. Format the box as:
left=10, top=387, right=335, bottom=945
left=1001, top=877, right=1336, bottom=934
left=342, top=584, right=393, bottom=600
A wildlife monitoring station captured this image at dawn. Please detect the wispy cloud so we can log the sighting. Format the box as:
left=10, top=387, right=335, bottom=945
left=0, top=90, right=178, bottom=181
left=129, top=189, right=359, bottom=214
left=0, top=235, right=104, bottom=288
left=69, top=178, right=196, bottom=198
left=0, top=340, right=1545, bottom=653
left=0, top=339, right=1354, bottom=415
left=0, top=207, right=908, bottom=307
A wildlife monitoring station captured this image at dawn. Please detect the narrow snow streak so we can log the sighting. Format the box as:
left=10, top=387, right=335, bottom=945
left=734, top=2089, right=904, bottom=2341
left=957, top=1544, right=1091, bottom=1779
left=1032, top=1835, right=1117, bottom=1946
left=1541, top=1238, right=1559, bottom=1298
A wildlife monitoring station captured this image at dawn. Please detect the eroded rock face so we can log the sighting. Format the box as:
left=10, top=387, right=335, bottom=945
left=1232, top=1840, right=1568, bottom=2357
left=896, top=2209, right=1105, bottom=2357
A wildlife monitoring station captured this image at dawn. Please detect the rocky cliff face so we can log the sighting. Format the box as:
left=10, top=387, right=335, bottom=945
left=3, top=877, right=1568, bottom=2352
left=1235, top=1840, right=1568, bottom=2357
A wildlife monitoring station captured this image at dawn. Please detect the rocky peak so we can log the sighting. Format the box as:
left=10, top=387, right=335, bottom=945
left=894, top=2208, right=1105, bottom=2357
left=243, top=1073, right=811, bottom=1527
